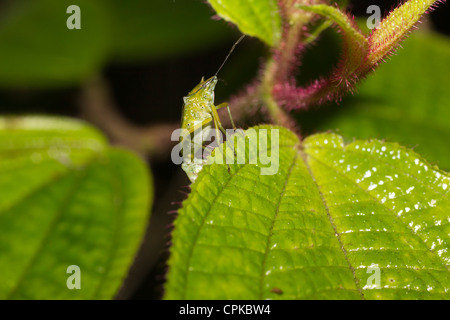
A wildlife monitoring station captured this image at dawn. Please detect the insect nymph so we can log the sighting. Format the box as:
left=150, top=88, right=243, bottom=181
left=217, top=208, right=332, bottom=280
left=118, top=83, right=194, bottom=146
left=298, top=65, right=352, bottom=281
left=180, top=35, right=244, bottom=182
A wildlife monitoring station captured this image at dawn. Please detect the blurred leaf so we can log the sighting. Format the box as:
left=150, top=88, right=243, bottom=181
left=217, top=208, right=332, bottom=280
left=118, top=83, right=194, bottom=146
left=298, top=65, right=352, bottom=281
left=207, top=0, right=282, bottom=46
left=298, top=33, right=450, bottom=171
left=0, top=0, right=110, bottom=87
left=108, top=0, right=236, bottom=61
left=0, top=0, right=238, bottom=86
left=0, top=116, right=152, bottom=299
left=165, top=126, right=450, bottom=299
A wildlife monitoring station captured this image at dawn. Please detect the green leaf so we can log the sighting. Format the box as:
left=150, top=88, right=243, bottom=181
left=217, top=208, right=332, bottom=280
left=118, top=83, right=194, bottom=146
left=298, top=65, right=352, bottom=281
left=165, top=125, right=450, bottom=299
left=0, top=0, right=110, bottom=87
left=207, top=0, right=282, bottom=47
left=0, top=116, right=152, bottom=299
left=0, top=0, right=236, bottom=86
left=298, top=32, right=450, bottom=171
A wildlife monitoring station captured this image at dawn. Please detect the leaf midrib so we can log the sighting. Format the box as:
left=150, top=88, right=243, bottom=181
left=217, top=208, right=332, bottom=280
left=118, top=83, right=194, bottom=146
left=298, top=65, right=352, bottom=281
left=300, top=148, right=365, bottom=299
left=306, top=151, right=450, bottom=272
left=92, top=158, right=124, bottom=299
left=258, top=151, right=298, bottom=299
left=6, top=158, right=95, bottom=299
left=0, top=165, right=73, bottom=217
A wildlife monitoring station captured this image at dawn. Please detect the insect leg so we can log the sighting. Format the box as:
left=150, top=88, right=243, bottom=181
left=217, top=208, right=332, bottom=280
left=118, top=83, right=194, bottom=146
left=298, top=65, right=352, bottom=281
left=216, top=104, right=245, bottom=139
left=210, top=103, right=227, bottom=135
left=208, top=107, right=234, bottom=172
left=210, top=103, right=239, bottom=172
left=216, top=102, right=236, bottom=130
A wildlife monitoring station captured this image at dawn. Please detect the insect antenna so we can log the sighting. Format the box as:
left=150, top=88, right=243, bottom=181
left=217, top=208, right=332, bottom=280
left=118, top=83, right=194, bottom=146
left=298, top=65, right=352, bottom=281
left=214, top=34, right=245, bottom=77
left=186, top=34, right=245, bottom=97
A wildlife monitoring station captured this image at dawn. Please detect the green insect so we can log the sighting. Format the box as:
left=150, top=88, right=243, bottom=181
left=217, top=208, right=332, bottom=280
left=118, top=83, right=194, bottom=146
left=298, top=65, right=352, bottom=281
left=180, top=35, right=244, bottom=183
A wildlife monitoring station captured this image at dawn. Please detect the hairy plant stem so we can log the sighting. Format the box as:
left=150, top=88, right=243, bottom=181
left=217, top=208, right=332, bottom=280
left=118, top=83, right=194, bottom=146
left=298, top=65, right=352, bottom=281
left=261, top=59, right=295, bottom=128
left=273, top=18, right=305, bottom=84
left=257, top=3, right=312, bottom=129
left=232, top=2, right=320, bottom=129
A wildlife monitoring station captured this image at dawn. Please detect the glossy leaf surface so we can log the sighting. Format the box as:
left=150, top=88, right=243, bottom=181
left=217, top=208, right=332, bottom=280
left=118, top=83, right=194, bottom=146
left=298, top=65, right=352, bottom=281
left=0, top=116, right=152, bottom=299
left=165, top=126, right=450, bottom=299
